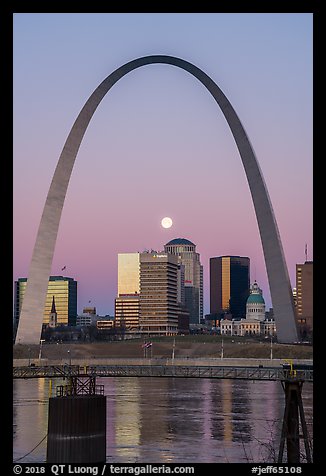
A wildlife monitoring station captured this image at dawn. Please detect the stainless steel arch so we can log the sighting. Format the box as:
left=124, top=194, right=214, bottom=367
left=15, top=55, right=298, bottom=344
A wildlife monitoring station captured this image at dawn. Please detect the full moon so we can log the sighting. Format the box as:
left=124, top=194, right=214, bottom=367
left=161, top=217, right=173, bottom=229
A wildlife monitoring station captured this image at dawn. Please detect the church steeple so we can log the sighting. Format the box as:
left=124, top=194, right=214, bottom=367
left=49, top=295, right=58, bottom=328
left=51, top=295, right=56, bottom=314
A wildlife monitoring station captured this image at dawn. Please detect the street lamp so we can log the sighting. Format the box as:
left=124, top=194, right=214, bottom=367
left=67, top=349, right=71, bottom=366
left=38, top=339, right=45, bottom=362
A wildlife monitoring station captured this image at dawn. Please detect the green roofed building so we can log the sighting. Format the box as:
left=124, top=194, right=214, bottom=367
left=220, top=280, right=276, bottom=336
left=246, top=281, right=266, bottom=321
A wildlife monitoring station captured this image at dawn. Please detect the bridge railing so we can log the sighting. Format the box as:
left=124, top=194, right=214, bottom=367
left=12, top=364, right=313, bottom=382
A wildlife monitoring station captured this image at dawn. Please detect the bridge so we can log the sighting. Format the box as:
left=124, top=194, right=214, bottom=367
left=12, top=364, right=313, bottom=382
left=13, top=362, right=313, bottom=463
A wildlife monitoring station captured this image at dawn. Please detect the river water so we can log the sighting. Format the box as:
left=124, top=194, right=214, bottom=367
left=13, top=377, right=313, bottom=464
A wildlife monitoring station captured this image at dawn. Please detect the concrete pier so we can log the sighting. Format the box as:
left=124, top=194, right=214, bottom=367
left=47, top=376, right=106, bottom=463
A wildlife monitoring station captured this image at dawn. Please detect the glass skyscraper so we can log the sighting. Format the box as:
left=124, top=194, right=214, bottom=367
left=210, top=256, right=250, bottom=320
left=14, top=276, right=77, bottom=328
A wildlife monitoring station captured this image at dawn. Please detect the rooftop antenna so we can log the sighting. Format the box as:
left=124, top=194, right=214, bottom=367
left=305, top=243, right=308, bottom=262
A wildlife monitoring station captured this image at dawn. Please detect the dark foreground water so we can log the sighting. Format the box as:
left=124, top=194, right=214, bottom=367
left=13, top=377, right=313, bottom=463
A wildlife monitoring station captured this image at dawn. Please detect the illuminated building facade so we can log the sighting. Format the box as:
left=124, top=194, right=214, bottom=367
left=164, top=238, right=203, bottom=324
left=115, top=252, right=179, bottom=335
left=115, top=295, right=140, bottom=332
left=82, top=306, right=96, bottom=314
left=210, top=256, right=250, bottom=320
left=14, top=276, right=77, bottom=330
left=296, top=261, right=313, bottom=338
left=115, top=253, right=141, bottom=332
left=220, top=318, right=276, bottom=336
left=96, top=320, right=114, bottom=330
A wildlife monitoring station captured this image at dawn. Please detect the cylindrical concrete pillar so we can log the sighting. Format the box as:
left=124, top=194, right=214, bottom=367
left=47, top=394, right=106, bottom=463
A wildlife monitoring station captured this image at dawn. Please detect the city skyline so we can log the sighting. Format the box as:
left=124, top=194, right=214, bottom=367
left=13, top=13, right=313, bottom=316
left=14, top=246, right=311, bottom=319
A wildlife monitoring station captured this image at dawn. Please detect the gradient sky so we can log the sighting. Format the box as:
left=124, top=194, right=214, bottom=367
left=13, top=13, right=313, bottom=316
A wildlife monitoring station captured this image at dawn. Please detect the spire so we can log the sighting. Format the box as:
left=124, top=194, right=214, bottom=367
left=51, top=295, right=56, bottom=314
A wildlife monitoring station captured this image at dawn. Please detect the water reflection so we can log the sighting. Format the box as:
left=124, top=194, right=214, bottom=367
left=114, top=378, right=141, bottom=460
left=13, top=377, right=313, bottom=463
left=221, top=379, right=233, bottom=443
left=13, top=379, right=51, bottom=462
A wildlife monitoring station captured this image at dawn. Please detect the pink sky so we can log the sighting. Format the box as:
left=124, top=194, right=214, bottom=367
left=13, top=14, right=313, bottom=316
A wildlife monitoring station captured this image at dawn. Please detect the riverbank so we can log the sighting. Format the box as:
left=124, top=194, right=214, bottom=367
left=13, top=335, right=313, bottom=361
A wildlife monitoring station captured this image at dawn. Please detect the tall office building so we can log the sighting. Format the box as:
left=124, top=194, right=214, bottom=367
left=14, top=276, right=77, bottom=328
left=140, top=252, right=179, bottom=335
left=115, top=253, right=141, bottom=332
left=115, top=251, right=179, bottom=335
left=296, top=261, right=313, bottom=338
left=210, top=256, right=250, bottom=320
left=164, top=238, right=203, bottom=324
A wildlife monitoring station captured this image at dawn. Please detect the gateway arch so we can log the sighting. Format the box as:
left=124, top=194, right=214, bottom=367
left=15, top=55, right=298, bottom=344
